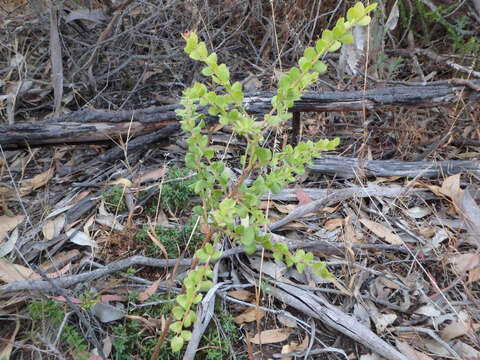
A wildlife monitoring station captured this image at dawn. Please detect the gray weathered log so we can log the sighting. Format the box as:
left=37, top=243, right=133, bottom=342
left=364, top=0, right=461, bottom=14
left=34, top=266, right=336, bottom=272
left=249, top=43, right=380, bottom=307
left=268, top=281, right=409, bottom=360
left=1, top=80, right=479, bottom=149
left=309, top=155, right=480, bottom=179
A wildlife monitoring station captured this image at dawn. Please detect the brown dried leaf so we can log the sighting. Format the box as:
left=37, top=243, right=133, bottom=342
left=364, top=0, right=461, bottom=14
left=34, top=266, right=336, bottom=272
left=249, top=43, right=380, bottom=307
left=42, top=215, right=65, bottom=240
left=0, top=258, right=41, bottom=283
left=276, top=313, right=298, bottom=328
left=250, top=328, right=292, bottom=345
left=440, top=174, right=463, bottom=206
left=138, top=167, right=168, bottom=184
left=469, top=267, right=480, bottom=283
left=324, top=218, right=343, bottom=231
left=273, top=203, right=296, bottom=214
left=360, top=219, right=402, bottom=245
left=296, top=188, right=312, bottom=206
left=439, top=312, right=479, bottom=341
left=233, top=307, right=265, bottom=324
left=137, top=278, right=161, bottom=302
left=39, top=249, right=80, bottom=272
left=297, top=334, right=309, bottom=350
left=396, top=340, right=433, bottom=360
left=20, top=167, right=54, bottom=194
left=281, top=342, right=297, bottom=360
left=0, top=215, right=24, bottom=241
left=448, top=253, right=479, bottom=274
left=227, top=289, right=254, bottom=301
left=110, top=178, right=132, bottom=188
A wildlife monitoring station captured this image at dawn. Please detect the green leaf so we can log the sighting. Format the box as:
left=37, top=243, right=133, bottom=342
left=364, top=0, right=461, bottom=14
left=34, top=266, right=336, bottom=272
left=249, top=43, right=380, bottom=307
left=204, top=148, right=214, bottom=160
left=285, top=256, right=294, bottom=267
left=205, top=53, right=217, bottom=66
left=346, top=7, right=356, bottom=23
left=205, top=242, right=214, bottom=255
left=205, top=266, right=214, bottom=278
left=273, top=251, right=283, bottom=262
left=212, top=250, right=222, bottom=260
left=196, top=248, right=209, bottom=262
left=270, top=182, right=281, bottom=194
left=299, top=58, right=312, bottom=72
left=244, top=241, right=257, bottom=255
left=181, top=330, right=193, bottom=341
left=190, top=42, right=207, bottom=60
left=328, top=41, right=341, bottom=52
left=321, top=29, right=334, bottom=42
left=255, top=147, right=272, bottom=165
left=357, top=15, right=371, bottom=26
left=217, top=64, right=230, bottom=83
left=184, top=32, right=198, bottom=53
left=177, top=294, right=189, bottom=309
left=201, top=66, right=214, bottom=77
left=365, top=3, right=378, bottom=13
left=242, top=226, right=255, bottom=245
left=192, top=205, right=203, bottom=217
left=170, top=321, right=183, bottom=333
left=273, top=242, right=289, bottom=255
left=184, top=310, right=197, bottom=327
left=312, top=61, right=327, bottom=73
left=294, top=249, right=305, bottom=262
left=172, top=306, right=185, bottom=320
left=199, top=280, right=213, bottom=291
left=296, top=262, right=305, bottom=273
left=171, top=335, right=184, bottom=352
left=304, top=47, right=316, bottom=61
left=315, top=39, right=328, bottom=53
left=193, top=293, right=203, bottom=304
left=231, top=82, right=243, bottom=103
left=353, top=2, right=365, bottom=16
left=289, top=67, right=300, bottom=81
left=339, top=32, right=354, bottom=44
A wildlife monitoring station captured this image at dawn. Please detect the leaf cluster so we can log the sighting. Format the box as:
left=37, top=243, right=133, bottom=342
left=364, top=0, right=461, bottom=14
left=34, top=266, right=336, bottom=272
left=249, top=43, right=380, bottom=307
left=170, top=2, right=377, bottom=353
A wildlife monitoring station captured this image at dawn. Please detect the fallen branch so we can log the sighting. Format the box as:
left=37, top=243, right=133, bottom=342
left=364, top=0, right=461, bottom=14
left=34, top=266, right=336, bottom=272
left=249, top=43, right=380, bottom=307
left=1, top=80, right=479, bottom=149
left=308, top=156, right=480, bottom=179
left=268, top=183, right=417, bottom=231
left=0, top=255, right=191, bottom=294
left=270, top=281, right=409, bottom=360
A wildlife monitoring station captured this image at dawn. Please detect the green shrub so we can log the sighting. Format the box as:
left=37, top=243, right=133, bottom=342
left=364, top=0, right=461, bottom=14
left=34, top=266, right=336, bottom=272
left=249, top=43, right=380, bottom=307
left=168, top=2, right=377, bottom=353
left=102, top=185, right=127, bottom=213
left=112, top=296, right=238, bottom=360
left=28, top=299, right=88, bottom=360
left=161, top=166, right=196, bottom=212
left=136, top=217, right=202, bottom=258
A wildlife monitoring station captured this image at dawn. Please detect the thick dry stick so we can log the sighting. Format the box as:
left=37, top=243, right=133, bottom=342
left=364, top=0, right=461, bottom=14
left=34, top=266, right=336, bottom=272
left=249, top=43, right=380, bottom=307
left=308, top=155, right=480, bottom=179
left=0, top=255, right=191, bottom=293
left=1, top=80, right=478, bottom=149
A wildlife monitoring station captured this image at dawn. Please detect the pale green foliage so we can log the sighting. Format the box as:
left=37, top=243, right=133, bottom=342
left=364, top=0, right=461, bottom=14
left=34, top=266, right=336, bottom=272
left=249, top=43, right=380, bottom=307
left=171, top=2, right=377, bottom=352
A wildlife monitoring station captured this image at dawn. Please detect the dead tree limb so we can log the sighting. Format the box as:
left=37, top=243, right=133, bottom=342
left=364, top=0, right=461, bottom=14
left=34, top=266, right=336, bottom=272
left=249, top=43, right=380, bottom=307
left=308, top=155, right=480, bottom=179
left=1, top=80, right=479, bottom=150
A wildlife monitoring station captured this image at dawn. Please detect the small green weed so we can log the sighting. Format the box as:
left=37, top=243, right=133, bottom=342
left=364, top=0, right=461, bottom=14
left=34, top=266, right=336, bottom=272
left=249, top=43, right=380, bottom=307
left=161, top=166, right=196, bottom=212
left=102, top=185, right=127, bottom=213
left=203, top=307, right=239, bottom=360
left=28, top=299, right=88, bottom=360
left=412, top=0, right=480, bottom=53
left=112, top=296, right=238, bottom=360
left=136, top=216, right=202, bottom=258
left=375, top=53, right=404, bottom=80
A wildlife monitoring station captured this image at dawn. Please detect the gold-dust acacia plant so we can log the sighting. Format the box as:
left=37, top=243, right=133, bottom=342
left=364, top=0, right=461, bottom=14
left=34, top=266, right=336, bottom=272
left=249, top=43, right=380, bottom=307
left=171, top=2, right=377, bottom=352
